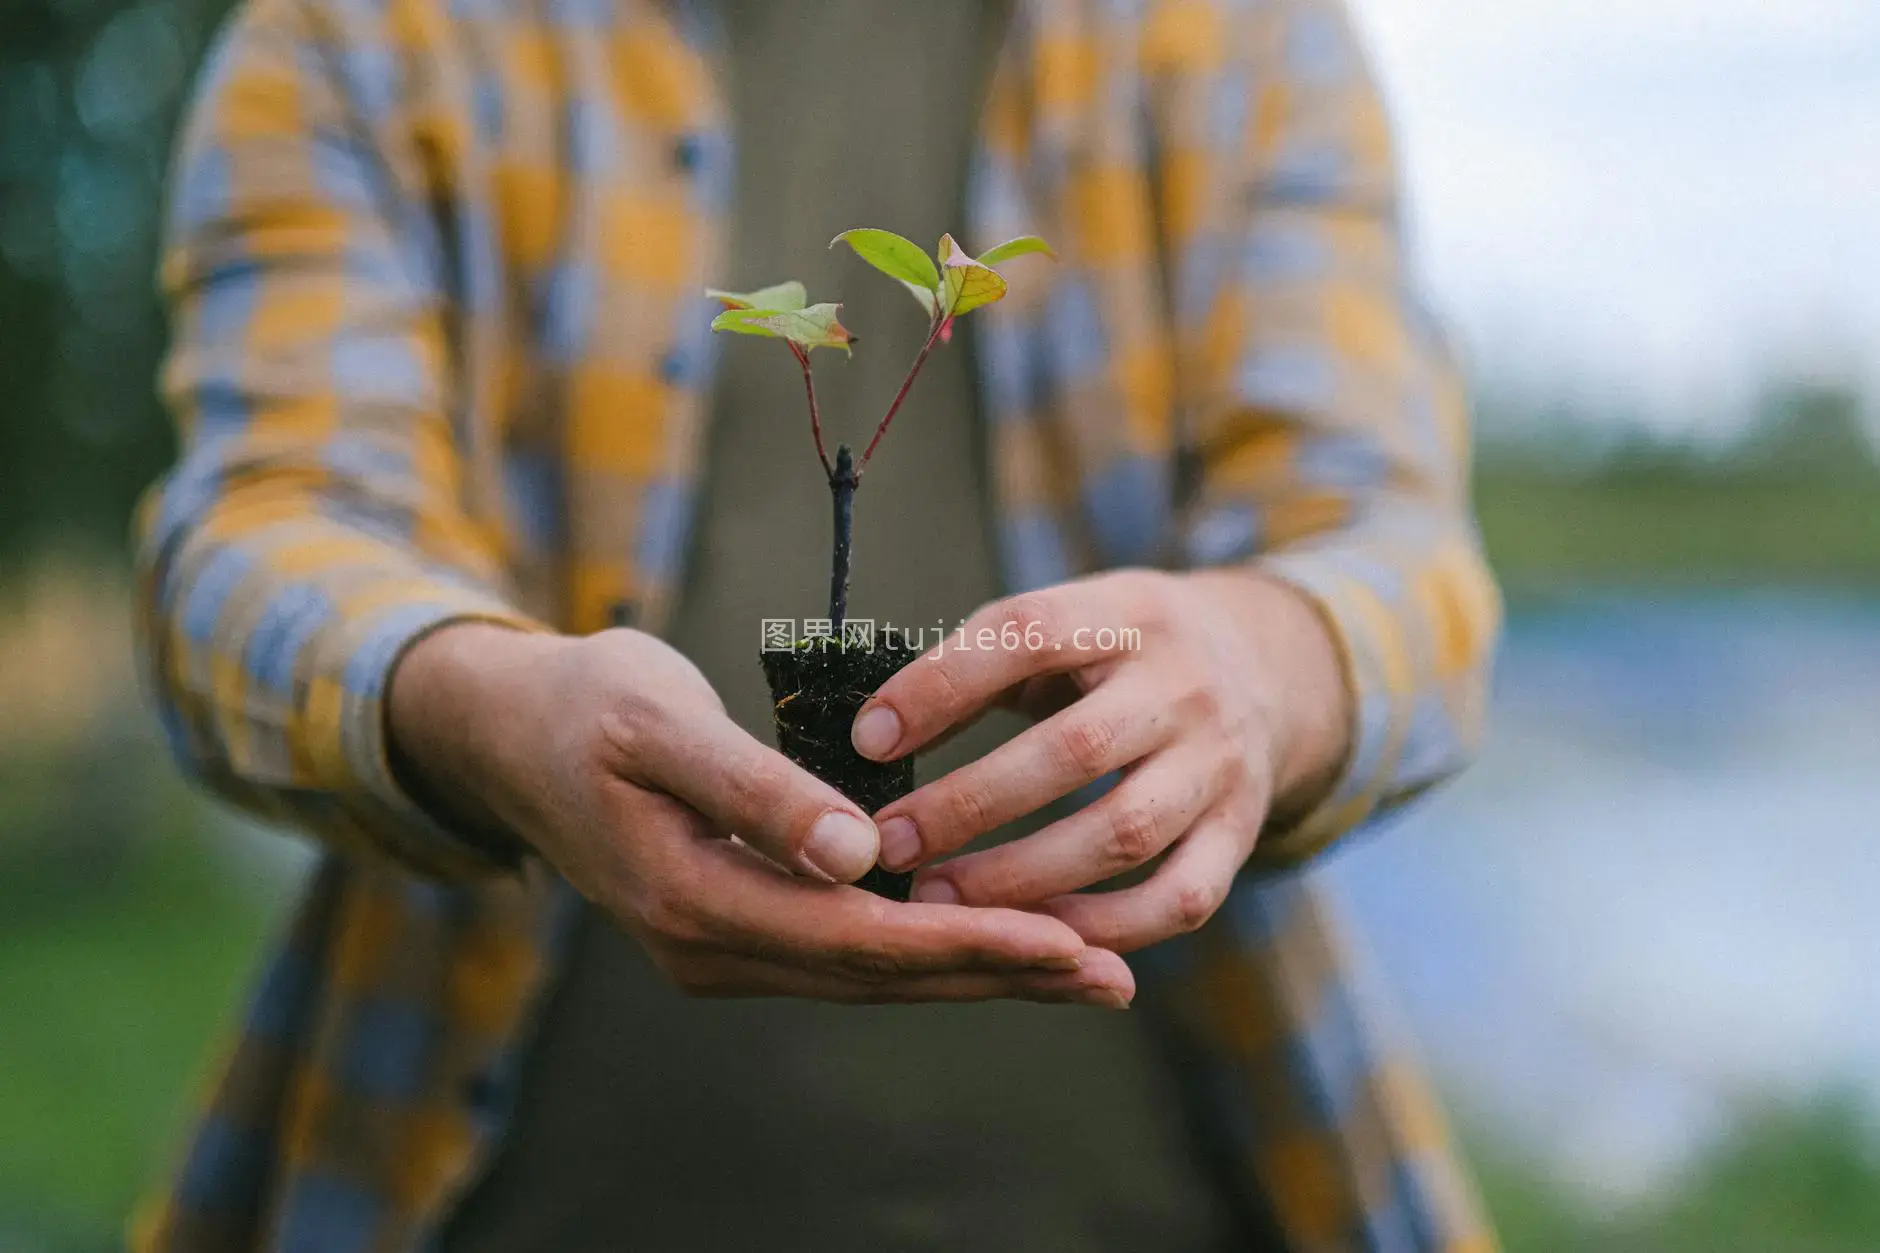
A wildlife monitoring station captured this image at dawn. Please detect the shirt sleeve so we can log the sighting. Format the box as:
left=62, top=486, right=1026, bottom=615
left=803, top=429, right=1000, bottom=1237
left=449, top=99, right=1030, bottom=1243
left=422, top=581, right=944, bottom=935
left=1153, top=0, right=1503, bottom=865
left=134, top=0, right=545, bottom=880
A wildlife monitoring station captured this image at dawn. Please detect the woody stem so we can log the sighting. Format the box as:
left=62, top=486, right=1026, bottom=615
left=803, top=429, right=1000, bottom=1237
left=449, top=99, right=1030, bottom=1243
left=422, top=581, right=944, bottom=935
left=792, top=343, right=833, bottom=479
left=856, top=315, right=946, bottom=477
left=828, top=444, right=856, bottom=632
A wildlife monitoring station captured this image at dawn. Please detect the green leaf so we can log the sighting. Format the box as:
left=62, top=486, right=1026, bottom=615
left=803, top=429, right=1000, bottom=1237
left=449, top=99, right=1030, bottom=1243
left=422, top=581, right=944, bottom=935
left=976, top=235, right=1056, bottom=268
left=936, top=233, right=1008, bottom=318
left=709, top=303, right=855, bottom=355
left=830, top=228, right=942, bottom=311
left=706, top=280, right=808, bottom=312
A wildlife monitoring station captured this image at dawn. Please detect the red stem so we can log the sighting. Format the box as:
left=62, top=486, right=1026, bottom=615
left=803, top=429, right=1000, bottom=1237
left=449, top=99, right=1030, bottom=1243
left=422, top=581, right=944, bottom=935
left=856, top=317, right=946, bottom=478
left=791, top=343, right=834, bottom=480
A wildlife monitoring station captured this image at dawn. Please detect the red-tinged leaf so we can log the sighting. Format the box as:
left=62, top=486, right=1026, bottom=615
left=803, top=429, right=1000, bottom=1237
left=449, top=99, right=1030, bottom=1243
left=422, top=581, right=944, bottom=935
left=709, top=303, right=855, bottom=355
left=936, top=233, right=1008, bottom=318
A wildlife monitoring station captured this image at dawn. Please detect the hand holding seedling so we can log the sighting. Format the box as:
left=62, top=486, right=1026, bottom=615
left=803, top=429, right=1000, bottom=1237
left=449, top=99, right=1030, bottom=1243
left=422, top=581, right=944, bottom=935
left=714, top=228, right=1065, bottom=907
left=709, top=229, right=1349, bottom=952
left=854, top=568, right=1351, bottom=955
left=388, top=623, right=1134, bottom=1005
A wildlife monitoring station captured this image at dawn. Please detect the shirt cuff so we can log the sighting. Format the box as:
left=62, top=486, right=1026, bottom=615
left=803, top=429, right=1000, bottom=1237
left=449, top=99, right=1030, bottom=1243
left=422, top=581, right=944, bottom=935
left=1247, top=551, right=1411, bottom=867
left=298, top=581, right=549, bottom=879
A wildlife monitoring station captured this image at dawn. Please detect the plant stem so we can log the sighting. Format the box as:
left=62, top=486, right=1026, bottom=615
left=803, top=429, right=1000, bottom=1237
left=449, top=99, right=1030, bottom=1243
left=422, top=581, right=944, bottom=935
left=791, top=343, right=834, bottom=478
left=828, top=443, right=856, bottom=632
left=856, top=317, right=945, bottom=477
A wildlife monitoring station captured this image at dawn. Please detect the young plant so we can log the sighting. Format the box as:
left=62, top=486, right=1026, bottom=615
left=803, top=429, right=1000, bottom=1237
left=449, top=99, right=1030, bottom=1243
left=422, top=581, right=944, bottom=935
left=708, top=228, right=1052, bottom=900
left=708, top=228, right=1053, bottom=630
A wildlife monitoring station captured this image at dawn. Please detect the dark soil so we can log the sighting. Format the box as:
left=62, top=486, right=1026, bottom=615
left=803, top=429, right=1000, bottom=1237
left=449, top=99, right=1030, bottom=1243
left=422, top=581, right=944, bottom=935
left=761, top=637, right=923, bottom=900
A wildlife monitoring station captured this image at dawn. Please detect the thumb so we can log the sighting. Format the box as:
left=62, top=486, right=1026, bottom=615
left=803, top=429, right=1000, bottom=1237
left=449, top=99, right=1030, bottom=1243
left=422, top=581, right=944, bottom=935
left=614, top=706, right=881, bottom=884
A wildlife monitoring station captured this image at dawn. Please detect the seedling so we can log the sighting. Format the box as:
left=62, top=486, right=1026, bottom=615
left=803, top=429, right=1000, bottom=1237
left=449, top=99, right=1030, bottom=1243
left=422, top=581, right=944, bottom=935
left=708, top=228, right=1053, bottom=899
left=708, top=228, right=1053, bottom=631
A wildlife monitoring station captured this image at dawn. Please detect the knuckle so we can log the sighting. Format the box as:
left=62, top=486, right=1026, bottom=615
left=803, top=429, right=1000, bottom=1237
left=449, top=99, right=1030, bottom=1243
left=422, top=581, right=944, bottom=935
left=595, top=702, right=652, bottom=776
left=941, top=776, right=997, bottom=840
left=955, top=862, right=1024, bottom=908
left=1170, top=877, right=1224, bottom=934
left=1174, top=678, right=1223, bottom=728
left=839, top=948, right=910, bottom=985
left=921, top=655, right=969, bottom=716
left=636, top=891, right=702, bottom=949
left=1105, top=799, right=1163, bottom=866
left=632, top=872, right=711, bottom=948
left=1056, top=714, right=1118, bottom=778
left=727, top=756, right=799, bottom=826
left=998, top=595, right=1057, bottom=647
left=1204, top=739, right=1247, bottom=796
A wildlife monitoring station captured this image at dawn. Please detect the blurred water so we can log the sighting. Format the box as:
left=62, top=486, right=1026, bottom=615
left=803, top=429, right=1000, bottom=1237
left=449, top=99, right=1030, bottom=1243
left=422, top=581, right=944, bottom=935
left=1329, top=593, right=1880, bottom=1198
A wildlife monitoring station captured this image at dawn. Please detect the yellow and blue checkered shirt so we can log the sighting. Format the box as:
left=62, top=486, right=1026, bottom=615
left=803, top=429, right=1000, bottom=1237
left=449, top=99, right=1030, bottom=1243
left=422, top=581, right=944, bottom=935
left=133, top=0, right=1502, bottom=1248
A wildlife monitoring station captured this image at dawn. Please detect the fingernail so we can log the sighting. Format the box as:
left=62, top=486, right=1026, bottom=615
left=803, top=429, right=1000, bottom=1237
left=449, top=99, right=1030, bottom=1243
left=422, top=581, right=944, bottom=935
left=1088, top=989, right=1132, bottom=1011
left=851, top=704, right=902, bottom=760
left=911, top=876, right=959, bottom=906
left=877, top=816, right=921, bottom=870
left=802, top=811, right=878, bottom=883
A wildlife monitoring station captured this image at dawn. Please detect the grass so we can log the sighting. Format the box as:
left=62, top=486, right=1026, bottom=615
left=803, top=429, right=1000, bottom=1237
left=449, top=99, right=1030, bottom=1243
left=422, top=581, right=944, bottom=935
left=0, top=781, right=287, bottom=1252
left=1475, top=468, right=1880, bottom=596
left=1472, top=1096, right=1880, bottom=1252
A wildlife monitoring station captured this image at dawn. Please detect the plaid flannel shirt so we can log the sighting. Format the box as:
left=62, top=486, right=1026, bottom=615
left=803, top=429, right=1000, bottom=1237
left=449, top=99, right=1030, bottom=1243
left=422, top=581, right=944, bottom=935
left=132, top=0, right=1502, bottom=1248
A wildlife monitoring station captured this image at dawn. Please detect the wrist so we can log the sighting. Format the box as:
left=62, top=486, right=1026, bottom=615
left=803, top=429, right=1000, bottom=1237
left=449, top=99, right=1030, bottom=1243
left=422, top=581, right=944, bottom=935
left=1187, top=569, right=1352, bottom=822
left=388, top=620, right=564, bottom=850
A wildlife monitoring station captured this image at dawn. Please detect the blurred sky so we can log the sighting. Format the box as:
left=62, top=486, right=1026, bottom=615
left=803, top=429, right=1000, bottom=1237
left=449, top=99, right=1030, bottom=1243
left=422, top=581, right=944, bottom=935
left=1352, top=0, right=1880, bottom=434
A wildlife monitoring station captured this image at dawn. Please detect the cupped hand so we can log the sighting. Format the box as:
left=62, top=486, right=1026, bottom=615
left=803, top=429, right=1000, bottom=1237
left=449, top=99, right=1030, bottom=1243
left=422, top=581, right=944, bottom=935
left=854, top=569, right=1349, bottom=954
left=388, top=623, right=1134, bottom=1007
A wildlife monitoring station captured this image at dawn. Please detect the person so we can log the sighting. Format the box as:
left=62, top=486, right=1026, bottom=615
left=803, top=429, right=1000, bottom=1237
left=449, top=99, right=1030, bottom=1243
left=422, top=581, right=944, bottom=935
left=132, top=0, right=1502, bottom=1248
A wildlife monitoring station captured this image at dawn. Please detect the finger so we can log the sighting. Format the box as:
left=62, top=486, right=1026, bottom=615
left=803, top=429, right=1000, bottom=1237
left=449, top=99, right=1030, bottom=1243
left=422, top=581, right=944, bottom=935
left=610, top=705, right=880, bottom=885
left=670, top=945, right=1137, bottom=1007
left=874, top=673, right=1173, bottom=870
left=852, top=580, right=1138, bottom=763
left=1040, top=816, right=1257, bottom=954
left=913, top=744, right=1227, bottom=905
left=676, top=839, right=1092, bottom=978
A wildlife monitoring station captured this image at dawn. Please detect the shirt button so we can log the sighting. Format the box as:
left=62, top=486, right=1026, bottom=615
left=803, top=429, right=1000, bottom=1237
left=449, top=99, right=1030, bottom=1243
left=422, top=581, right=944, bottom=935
left=657, top=348, right=687, bottom=385
left=670, top=133, right=702, bottom=174
left=463, top=1070, right=501, bottom=1110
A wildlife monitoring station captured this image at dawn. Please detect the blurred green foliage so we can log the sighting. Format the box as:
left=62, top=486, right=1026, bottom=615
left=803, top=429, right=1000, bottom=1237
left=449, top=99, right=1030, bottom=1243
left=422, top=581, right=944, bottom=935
left=1475, top=1095, right=1880, bottom=1253
left=0, top=760, right=282, bottom=1253
left=1476, top=379, right=1880, bottom=594
left=0, top=0, right=235, bottom=566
